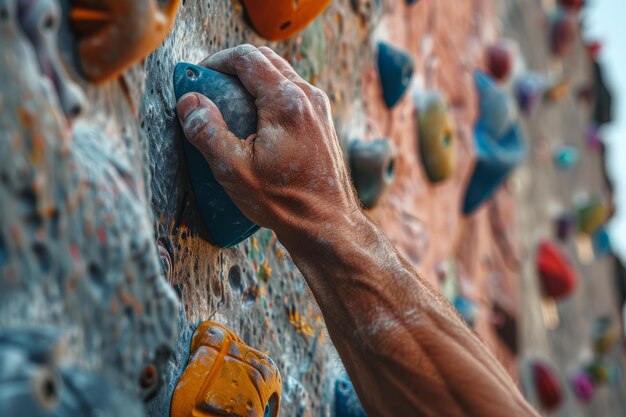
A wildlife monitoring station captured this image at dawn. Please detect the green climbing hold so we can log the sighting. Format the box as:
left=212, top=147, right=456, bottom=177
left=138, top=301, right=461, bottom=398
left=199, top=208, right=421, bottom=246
left=576, top=199, right=608, bottom=236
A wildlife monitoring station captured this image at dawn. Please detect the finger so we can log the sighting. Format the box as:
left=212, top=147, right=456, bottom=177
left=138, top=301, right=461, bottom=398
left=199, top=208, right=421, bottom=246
left=257, top=46, right=331, bottom=111
left=176, top=92, right=248, bottom=177
left=257, top=47, right=305, bottom=84
left=199, top=44, right=290, bottom=99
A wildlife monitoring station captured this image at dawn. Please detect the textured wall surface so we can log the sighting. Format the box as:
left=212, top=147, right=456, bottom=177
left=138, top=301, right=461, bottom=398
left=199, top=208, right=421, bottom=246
left=1, top=0, right=624, bottom=416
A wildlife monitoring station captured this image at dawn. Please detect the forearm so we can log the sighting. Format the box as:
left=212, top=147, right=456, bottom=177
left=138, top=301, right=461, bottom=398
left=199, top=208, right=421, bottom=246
left=279, top=213, right=538, bottom=417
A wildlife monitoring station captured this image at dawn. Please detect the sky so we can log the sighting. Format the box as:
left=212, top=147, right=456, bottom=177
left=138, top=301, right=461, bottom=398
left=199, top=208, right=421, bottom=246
left=583, top=0, right=626, bottom=260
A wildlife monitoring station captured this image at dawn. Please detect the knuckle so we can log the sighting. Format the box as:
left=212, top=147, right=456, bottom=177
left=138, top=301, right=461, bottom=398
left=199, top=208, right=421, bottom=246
left=258, top=45, right=274, bottom=55
left=310, top=87, right=330, bottom=106
left=234, top=44, right=257, bottom=57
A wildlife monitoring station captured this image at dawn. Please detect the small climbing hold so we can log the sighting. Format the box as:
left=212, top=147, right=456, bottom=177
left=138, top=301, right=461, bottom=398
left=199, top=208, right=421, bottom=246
left=377, top=42, right=415, bottom=108
left=585, top=40, right=602, bottom=60
left=592, top=316, right=621, bottom=355
left=544, top=78, right=572, bottom=103
left=576, top=199, right=608, bottom=236
left=558, top=0, right=585, bottom=11
left=452, top=296, right=476, bottom=328
left=554, top=213, right=575, bottom=242
left=515, top=73, right=544, bottom=114
left=415, top=91, right=457, bottom=183
left=549, top=8, right=578, bottom=58
left=485, top=41, right=514, bottom=82
left=591, top=61, right=613, bottom=126
left=349, top=138, right=396, bottom=209
left=536, top=240, right=578, bottom=300
left=17, top=0, right=85, bottom=120
left=570, top=371, right=595, bottom=403
left=70, top=0, right=179, bottom=83
left=462, top=71, right=526, bottom=215
left=492, top=302, right=518, bottom=355
left=173, top=62, right=260, bottom=247
left=531, top=360, right=563, bottom=412
left=552, top=145, right=579, bottom=171
left=592, top=228, right=612, bottom=257
left=585, top=123, right=603, bottom=150
left=171, top=322, right=282, bottom=417
left=242, top=0, right=331, bottom=41
left=585, top=361, right=620, bottom=386
left=335, top=374, right=367, bottom=417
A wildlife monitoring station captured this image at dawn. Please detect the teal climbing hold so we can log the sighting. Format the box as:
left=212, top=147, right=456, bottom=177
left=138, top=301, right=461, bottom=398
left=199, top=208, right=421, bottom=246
left=335, top=374, right=367, bottom=417
left=173, top=62, right=260, bottom=247
left=553, top=146, right=579, bottom=171
left=462, top=71, right=526, bottom=214
left=377, top=42, right=415, bottom=108
left=453, top=296, right=476, bottom=327
left=592, top=228, right=612, bottom=257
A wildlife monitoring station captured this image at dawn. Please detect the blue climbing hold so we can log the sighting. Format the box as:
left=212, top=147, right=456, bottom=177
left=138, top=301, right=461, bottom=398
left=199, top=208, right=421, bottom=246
left=553, top=146, right=579, bottom=171
left=453, top=296, right=476, bottom=327
left=515, top=73, right=544, bottom=114
left=377, top=42, right=415, bottom=108
left=173, top=62, right=260, bottom=247
left=462, top=71, right=526, bottom=215
left=592, top=228, right=612, bottom=257
left=335, top=374, right=367, bottom=417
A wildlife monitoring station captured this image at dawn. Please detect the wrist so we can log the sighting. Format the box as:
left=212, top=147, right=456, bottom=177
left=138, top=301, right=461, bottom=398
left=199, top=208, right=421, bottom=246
left=275, top=208, right=368, bottom=258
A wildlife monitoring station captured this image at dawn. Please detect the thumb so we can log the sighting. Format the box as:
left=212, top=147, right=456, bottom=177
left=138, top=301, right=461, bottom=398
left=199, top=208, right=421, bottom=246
left=176, top=92, right=246, bottom=174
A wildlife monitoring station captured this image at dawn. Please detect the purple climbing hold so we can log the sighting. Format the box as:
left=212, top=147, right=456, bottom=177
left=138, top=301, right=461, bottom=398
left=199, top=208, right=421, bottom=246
left=515, top=73, right=544, bottom=114
left=554, top=213, right=575, bottom=242
left=585, top=124, right=603, bottom=150
left=570, top=371, right=595, bottom=403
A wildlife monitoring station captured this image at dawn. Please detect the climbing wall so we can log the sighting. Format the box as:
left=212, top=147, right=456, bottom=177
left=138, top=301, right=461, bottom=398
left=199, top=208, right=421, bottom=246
left=499, top=0, right=626, bottom=415
left=1, top=0, right=624, bottom=416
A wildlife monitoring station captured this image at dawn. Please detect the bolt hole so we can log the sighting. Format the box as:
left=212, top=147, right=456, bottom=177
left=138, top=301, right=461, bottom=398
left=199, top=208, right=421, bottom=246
left=386, top=159, right=395, bottom=179
left=279, top=20, right=292, bottom=31
left=228, top=265, right=242, bottom=292
left=442, top=134, right=450, bottom=148
left=139, top=364, right=158, bottom=389
left=42, top=13, right=55, bottom=30
left=34, top=369, right=59, bottom=410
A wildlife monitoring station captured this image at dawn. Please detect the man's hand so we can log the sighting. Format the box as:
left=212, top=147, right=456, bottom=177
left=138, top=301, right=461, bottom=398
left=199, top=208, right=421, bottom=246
left=176, top=44, right=361, bottom=250
left=176, top=45, right=539, bottom=417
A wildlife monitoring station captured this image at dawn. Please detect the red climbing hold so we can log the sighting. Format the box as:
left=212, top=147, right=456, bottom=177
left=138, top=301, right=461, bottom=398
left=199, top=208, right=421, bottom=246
left=532, top=361, right=563, bottom=412
left=536, top=241, right=578, bottom=300
left=557, top=0, right=585, bottom=11
left=485, top=41, right=513, bottom=82
left=549, top=9, right=578, bottom=58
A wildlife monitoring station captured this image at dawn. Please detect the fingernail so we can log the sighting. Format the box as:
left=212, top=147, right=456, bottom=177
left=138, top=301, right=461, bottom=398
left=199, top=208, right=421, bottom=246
left=176, top=93, right=200, bottom=122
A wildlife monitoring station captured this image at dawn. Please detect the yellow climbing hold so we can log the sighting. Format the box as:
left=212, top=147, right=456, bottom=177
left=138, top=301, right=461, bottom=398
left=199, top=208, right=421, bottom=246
left=416, top=92, right=457, bottom=183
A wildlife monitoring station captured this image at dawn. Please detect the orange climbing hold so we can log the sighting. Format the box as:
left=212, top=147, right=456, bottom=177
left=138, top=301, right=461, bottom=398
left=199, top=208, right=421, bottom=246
left=242, top=0, right=331, bottom=41
left=70, top=0, right=180, bottom=83
left=171, top=321, right=282, bottom=417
